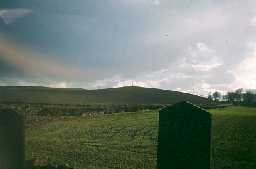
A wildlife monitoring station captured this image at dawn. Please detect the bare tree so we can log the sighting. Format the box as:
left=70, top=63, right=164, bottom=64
left=212, top=91, right=221, bottom=101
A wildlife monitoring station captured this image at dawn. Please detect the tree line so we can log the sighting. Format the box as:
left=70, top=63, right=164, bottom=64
left=208, top=89, right=256, bottom=106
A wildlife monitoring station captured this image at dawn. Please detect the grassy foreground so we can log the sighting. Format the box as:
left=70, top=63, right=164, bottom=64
left=26, top=106, right=256, bottom=169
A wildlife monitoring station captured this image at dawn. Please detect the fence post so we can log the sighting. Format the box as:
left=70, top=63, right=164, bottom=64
left=0, top=109, right=24, bottom=169
left=157, top=101, right=211, bottom=169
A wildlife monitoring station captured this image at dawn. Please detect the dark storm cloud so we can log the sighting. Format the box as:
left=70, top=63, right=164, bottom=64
left=0, top=59, right=20, bottom=77
left=1, top=0, right=256, bottom=93
left=1, top=0, right=164, bottom=76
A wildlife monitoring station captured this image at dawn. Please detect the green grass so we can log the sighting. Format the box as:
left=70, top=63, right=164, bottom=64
left=26, top=111, right=158, bottom=169
left=211, top=107, right=256, bottom=169
left=26, top=106, right=256, bottom=169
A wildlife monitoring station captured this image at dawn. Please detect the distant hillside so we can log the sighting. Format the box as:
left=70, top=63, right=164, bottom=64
left=0, top=86, right=212, bottom=105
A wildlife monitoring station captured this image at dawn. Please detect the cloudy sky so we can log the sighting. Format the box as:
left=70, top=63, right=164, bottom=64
left=0, top=0, right=256, bottom=95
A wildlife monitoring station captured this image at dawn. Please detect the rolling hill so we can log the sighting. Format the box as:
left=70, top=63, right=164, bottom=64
left=0, top=86, right=212, bottom=105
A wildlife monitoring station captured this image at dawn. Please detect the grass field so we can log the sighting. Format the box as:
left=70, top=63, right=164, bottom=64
left=211, top=107, right=256, bottom=169
left=26, top=106, right=256, bottom=169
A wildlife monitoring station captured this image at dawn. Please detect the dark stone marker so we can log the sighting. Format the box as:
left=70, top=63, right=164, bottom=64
left=0, top=109, right=24, bottom=169
left=157, top=101, right=211, bottom=169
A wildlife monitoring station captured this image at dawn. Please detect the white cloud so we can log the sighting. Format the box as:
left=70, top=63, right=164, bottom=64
left=0, top=82, right=7, bottom=86
left=152, top=0, right=160, bottom=6
left=232, top=43, right=256, bottom=89
left=114, top=79, right=160, bottom=88
left=49, top=82, right=69, bottom=88
left=88, top=41, right=225, bottom=96
left=88, top=41, right=227, bottom=96
left=120, top=0, right=160, bottom=6
left=191, top=63, right=222, bottom=72
left=185, top=42, right=223, bottom=72
left=250, top=17, right=256, bottom=26
left=0, top=8, right=33, bottom=24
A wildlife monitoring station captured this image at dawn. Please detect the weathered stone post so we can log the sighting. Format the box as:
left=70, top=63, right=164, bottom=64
left=0, top=109, right=24, bottom=169
left=157, top=101, right=211, bottom=169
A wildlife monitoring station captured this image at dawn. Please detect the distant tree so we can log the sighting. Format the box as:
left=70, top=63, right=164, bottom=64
left=212, top=91, right=221, bottom=101
left=222, top=94, right=229, bottom=102
left=243, top=91, right=255, bottom=106
left=226, top=89, right=243, bottom=105
left=234, top=88, right=243, bottom=103
left=207, top=93, right=213, bottom=101
left=227, top=91, right=236, bottom=103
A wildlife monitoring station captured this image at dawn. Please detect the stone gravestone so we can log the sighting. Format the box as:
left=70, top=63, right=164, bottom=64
left=157, top=101, right=211, bottom=169
left=0, top=109, right=24, bottom=169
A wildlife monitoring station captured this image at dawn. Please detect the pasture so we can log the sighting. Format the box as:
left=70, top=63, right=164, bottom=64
left=25, top=106, right=256, bottom=169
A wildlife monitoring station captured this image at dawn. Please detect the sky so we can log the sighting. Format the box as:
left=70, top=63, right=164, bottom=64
left=0, top=0, right=256, bottom=96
